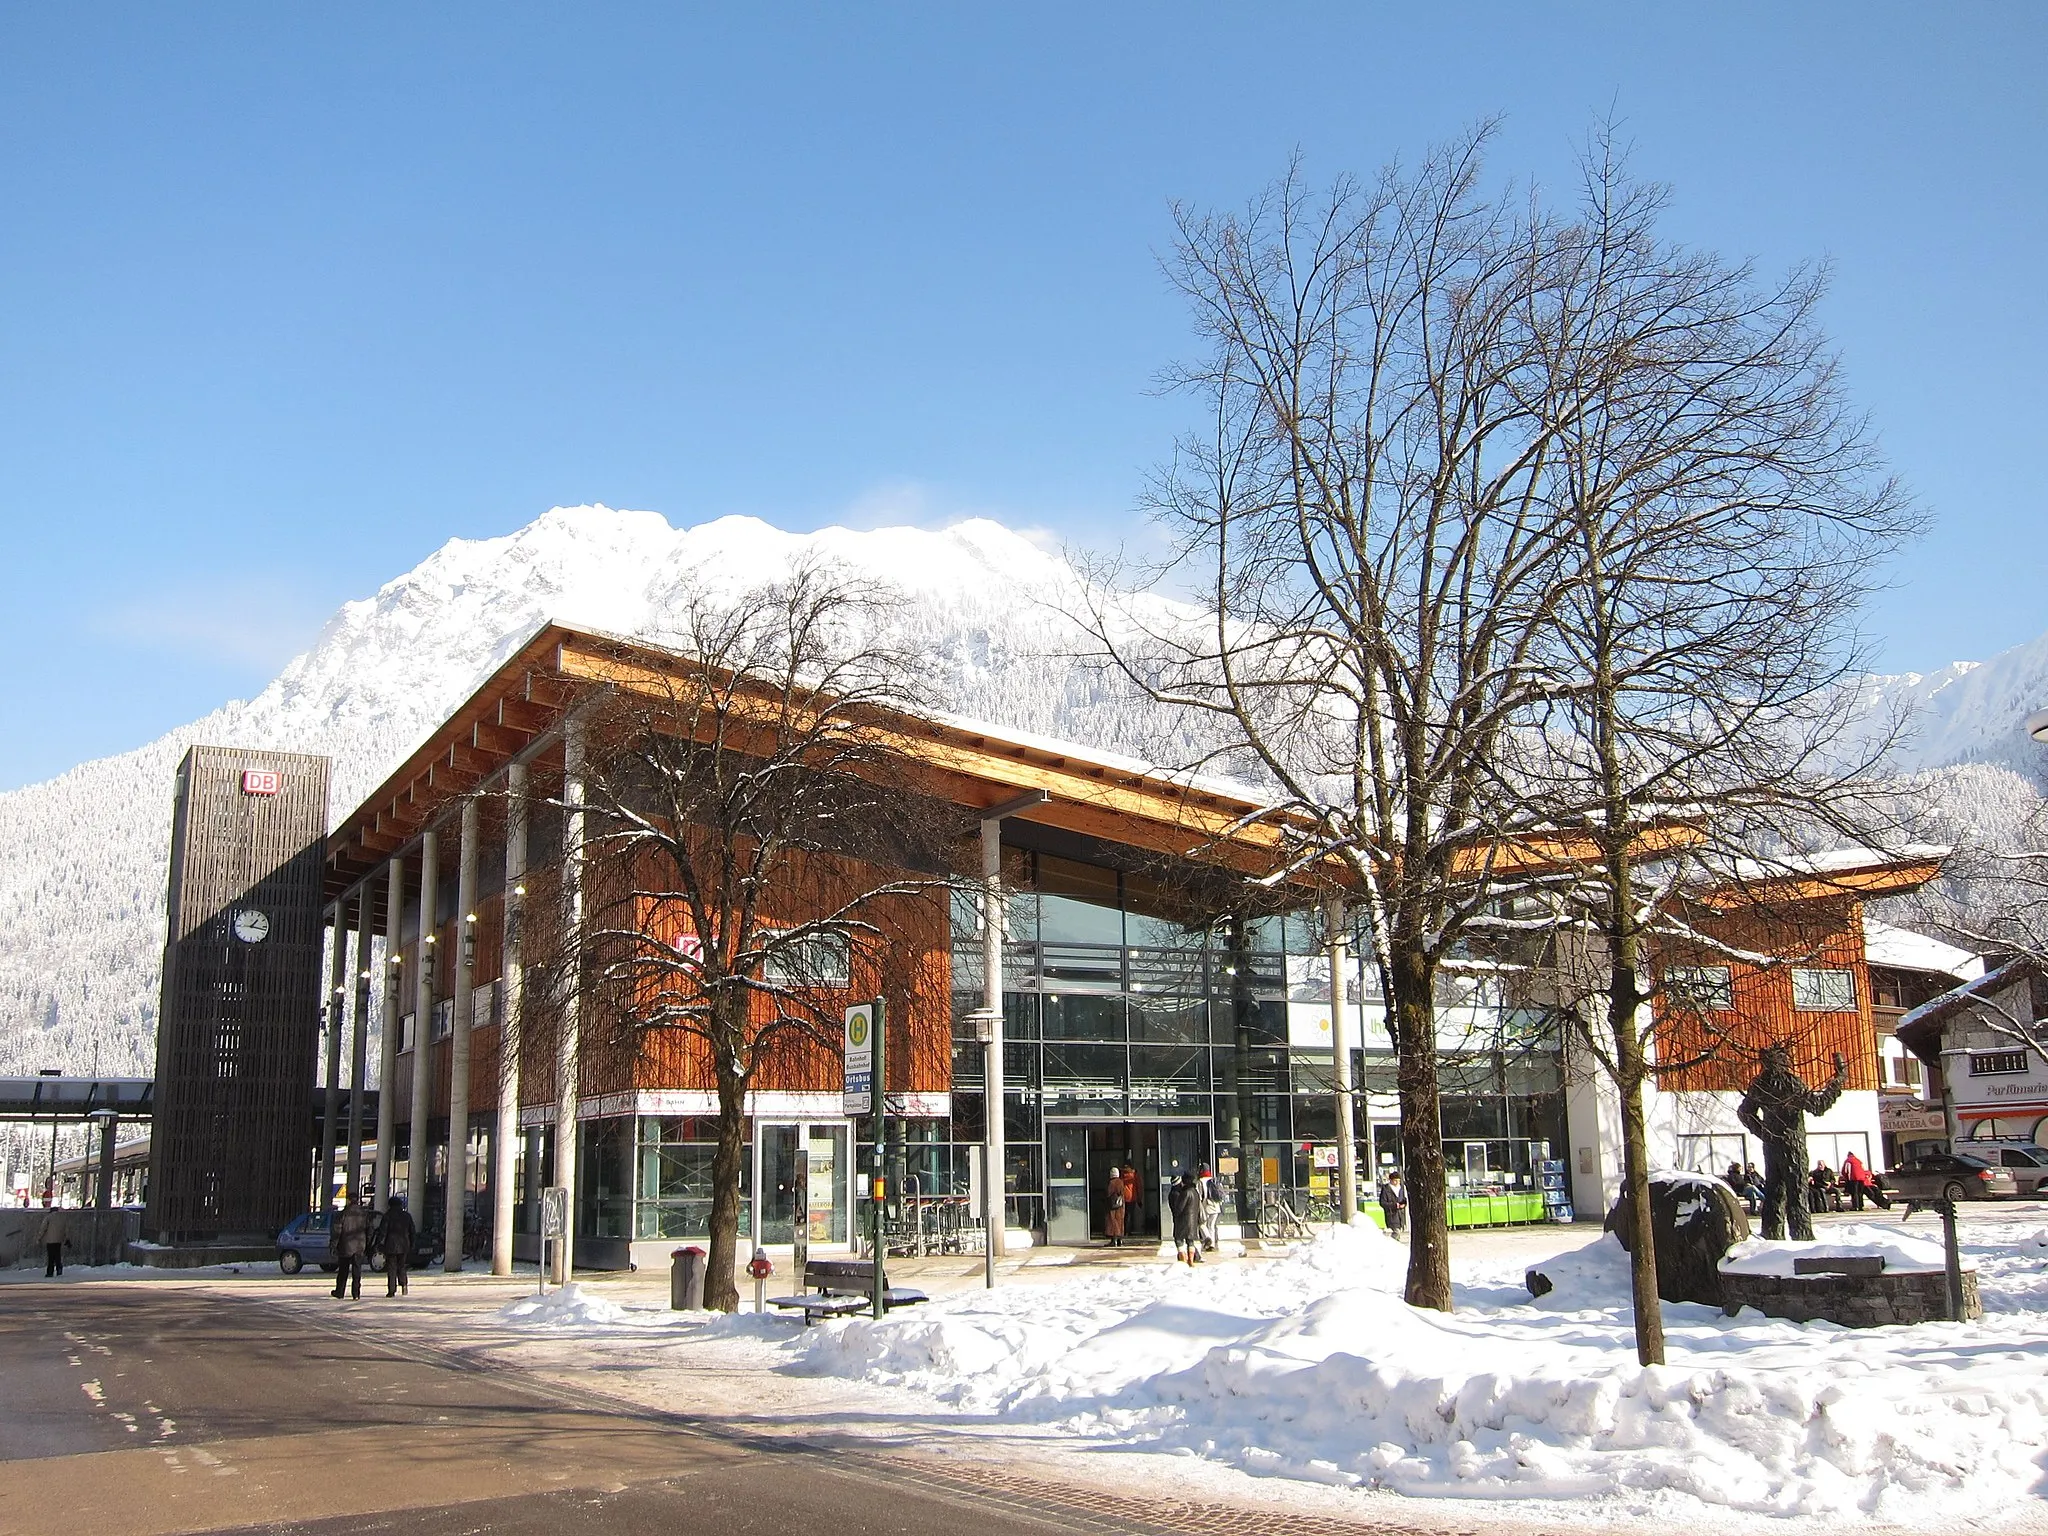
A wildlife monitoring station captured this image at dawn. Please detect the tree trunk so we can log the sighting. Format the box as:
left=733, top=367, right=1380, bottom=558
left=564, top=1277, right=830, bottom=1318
left=1391, top=941, right=1452, bottom=1311
left=704, top=999, right=747, bottom=1312
left=1613, top=1015, right=1662, bottom=1368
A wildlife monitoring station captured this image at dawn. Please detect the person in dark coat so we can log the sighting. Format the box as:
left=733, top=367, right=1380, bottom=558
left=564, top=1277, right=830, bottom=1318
left=329, top=1192, right=370, bottom=1299
left=1103, top=1168, right=1127, bottom=1247
left=1167, top=1172, right=1203, bottom=1265
left=378, top=1195, right=418, bottom=1297
left=1377, top=1171, right=1408, bottom=1236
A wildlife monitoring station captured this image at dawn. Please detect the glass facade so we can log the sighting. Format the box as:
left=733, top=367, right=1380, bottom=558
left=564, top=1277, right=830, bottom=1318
left=544, top=843, right=1567, bottom=1249
left=937, top=846, right=1568, bottom=1234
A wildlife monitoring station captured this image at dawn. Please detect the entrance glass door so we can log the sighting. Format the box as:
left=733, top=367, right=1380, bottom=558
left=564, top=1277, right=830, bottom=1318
left=805, top=1124, right=848, bottom=1243
left=1045, top=1123, right=1090, bottom=1244
left=757, top=1121, right=851, bottom=1247
left=759, top=1124, right=801, bottom=1244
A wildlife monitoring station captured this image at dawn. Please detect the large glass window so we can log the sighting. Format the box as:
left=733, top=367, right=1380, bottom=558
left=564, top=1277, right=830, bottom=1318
left=635, top=1116, right=750, bottom=1240
left=1042, top=1042, right=1128, bottom=1116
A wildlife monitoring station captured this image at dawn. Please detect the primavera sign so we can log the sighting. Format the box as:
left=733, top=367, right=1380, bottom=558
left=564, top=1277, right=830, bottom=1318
left=843, top=1001, right=875, bottom=1116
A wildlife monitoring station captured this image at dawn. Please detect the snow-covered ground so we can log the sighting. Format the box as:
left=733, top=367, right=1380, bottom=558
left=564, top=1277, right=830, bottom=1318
left=774, top=1219, right=2048, bottom=1525
left=463, top=1212, right=2048, bottom=1529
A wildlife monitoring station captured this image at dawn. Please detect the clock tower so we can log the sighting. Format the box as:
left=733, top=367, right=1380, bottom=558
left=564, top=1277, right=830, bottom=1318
left=148, top=745, right=331, bottom=1245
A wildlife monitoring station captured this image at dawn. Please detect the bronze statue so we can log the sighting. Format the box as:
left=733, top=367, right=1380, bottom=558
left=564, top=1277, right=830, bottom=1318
left=1737, top=1044, right=1847, bottom=1239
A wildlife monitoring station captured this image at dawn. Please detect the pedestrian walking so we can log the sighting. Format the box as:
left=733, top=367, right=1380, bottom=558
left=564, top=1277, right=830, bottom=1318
left=329, top=1191, right=370, bottom=1299
left=1377, top=1170, right=1408, bottom=1237
left=1168, top=1172, right=1202, bottom=1265
left=378, top=1194, right=418, bottom=1296
left=1121, top=1164, right=1142, bottom=1240
left=1198, top=1164, right=1225, bottom=1253
left=43, top=1206, right=68, bottom=1277
left=1103, top=1166, right=1127, bottom=1248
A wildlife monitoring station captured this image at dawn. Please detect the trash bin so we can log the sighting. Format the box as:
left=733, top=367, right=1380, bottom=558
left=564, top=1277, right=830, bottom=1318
left=671, top=1245, right=706, bottom=1310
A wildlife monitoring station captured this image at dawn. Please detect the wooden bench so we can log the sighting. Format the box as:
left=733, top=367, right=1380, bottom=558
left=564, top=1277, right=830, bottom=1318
left=766, top=1257, right=929, bottom=1325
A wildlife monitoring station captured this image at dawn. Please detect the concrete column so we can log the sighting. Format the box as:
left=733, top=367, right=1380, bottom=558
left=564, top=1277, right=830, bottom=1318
left=408, top=829, right=440, bottom=1220
left=346, top=893, right=373, bottom=1199
left=445, top=797, right=480, bottom=1271
left=318, top=903, right=349, bottom=1211
left=95, top=1113, right=118, bottom=1210
left=373, top=856, right=405, bottom=1207
left=1325, top=893, right=1358, bottom=1223
left=980, top=818, right=1007, bottom=1262
left=492, top=761, right=529, bottom=1276
left=554, top=720, right=586, bottom=1282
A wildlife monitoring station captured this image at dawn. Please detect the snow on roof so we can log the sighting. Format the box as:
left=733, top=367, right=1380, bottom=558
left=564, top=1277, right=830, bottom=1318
left=1895, top=954, right=2039, bottom=1058
left=1862, top=916, right=1985, bottom=981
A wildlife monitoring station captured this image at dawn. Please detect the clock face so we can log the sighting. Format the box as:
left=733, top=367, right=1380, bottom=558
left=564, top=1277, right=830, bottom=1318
left=233, top=908, right=271, bottom=944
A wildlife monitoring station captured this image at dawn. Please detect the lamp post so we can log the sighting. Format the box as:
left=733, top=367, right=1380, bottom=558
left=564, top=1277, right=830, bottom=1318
left=2028, top=710, right=2048, bottom=745
left=39, top=1068, right=61, bottom=1206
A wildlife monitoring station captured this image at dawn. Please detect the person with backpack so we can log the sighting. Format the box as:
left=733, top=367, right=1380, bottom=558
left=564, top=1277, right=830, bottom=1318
left=1103, top=1166, right=1127, bottom=1248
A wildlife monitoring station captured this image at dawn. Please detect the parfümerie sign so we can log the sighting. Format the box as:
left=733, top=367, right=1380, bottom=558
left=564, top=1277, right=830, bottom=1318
left=843, top=1001, right=874, bottom=1116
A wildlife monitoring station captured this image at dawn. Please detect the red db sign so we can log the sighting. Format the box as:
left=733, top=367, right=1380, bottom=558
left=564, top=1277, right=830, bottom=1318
left=241, top=769, right=283, bottom=796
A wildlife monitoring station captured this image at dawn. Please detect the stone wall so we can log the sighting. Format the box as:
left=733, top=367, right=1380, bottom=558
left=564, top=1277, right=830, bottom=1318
left=1719, top=1266, right=1979, bottom=1326
left=0, top=1208, right=140, bottom=1268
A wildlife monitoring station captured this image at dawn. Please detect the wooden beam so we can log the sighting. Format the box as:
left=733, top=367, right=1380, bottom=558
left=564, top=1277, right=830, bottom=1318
left=498, top=696, right=556, bottom=734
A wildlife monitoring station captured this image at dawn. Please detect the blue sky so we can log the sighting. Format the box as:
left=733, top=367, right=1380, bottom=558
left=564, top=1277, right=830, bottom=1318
left=1, top=6, right=2042, bottom=789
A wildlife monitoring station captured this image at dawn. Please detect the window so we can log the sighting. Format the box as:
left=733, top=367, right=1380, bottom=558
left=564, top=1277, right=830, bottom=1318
left=761, top=930, right=851, bottom=988
left=1890, top=1054, right=1922, bottom=1088
left=430, top=998, right=453, bottom=1040
left=1969, top=1050, right=2029, bottom=1077
left=1791, top=967, right=1857, bottom=1012
left=1663, top=966, right=1734, bottom=1012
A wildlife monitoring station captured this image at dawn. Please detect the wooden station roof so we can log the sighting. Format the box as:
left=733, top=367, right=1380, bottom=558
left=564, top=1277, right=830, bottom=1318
left=323, top=622, right=1919, bottom=926
left=322, top=623, right=1321, bottom=914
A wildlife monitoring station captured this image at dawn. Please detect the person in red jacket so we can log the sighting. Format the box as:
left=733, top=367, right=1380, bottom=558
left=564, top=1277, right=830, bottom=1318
left=1121, top=1165, right=1142, bottom=1240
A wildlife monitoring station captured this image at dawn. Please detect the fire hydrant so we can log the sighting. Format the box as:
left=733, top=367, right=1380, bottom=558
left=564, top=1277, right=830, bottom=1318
left=747, top=1248, right=774, bottom=1313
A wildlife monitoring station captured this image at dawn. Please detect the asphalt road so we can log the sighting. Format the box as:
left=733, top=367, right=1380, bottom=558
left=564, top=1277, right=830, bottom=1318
left=0, top=1284, right=1444, bottom=1536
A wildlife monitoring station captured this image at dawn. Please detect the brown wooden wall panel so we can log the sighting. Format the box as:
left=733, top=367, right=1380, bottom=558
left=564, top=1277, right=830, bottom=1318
left=1654, top=898, right=1878, bottom=1093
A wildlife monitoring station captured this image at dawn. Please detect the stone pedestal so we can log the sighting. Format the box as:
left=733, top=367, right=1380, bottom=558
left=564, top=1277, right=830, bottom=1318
left=1719, top=1266, right=1979, bottom=1326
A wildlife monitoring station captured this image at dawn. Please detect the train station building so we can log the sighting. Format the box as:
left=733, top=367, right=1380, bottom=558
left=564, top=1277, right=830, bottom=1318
left=312, top=622, right=1948, bottom=1269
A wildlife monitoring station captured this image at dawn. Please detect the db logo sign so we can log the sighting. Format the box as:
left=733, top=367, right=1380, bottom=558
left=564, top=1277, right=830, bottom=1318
left=241, top=770, right=284, bottom=796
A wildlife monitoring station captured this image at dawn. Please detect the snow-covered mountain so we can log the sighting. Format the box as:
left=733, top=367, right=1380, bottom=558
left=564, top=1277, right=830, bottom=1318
left=2, top=501, right=2045, bottom=1080
left=0, top=506, right=1191, bottom=1079
left=1862, top=634, right=2048, bottom=783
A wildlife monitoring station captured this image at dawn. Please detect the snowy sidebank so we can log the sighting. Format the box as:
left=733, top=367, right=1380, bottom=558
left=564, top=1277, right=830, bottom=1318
left=791, top=1222, right=2048, bottom=1524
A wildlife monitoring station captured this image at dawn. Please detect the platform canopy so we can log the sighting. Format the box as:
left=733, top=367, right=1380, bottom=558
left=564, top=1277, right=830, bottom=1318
left=0, top=1076, right=153, bottom=1122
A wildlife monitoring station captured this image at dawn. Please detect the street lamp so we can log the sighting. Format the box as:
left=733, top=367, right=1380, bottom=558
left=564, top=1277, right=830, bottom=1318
left=38, top=1068, right=61, bottom=1206
left=2028, top=710, right=2048, bottom=745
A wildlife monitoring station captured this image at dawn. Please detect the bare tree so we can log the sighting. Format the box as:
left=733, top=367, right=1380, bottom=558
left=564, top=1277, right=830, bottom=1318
left=1083, top=128, right=1592, bottom=1311
left=1495, top=136, right=1916, bottom=1362
left=551, top=566, right=967, bottom=1310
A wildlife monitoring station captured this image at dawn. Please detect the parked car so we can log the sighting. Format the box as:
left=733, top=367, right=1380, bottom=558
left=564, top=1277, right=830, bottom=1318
left=1967, top=1143, right=2048, bottom=1198
left=276, top=1211, right=338, bottom=1274
left=1886, top=1152, right=2019, bottom=1203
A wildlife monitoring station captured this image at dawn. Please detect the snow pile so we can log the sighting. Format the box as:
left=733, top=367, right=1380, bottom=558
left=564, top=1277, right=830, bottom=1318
left=499, top=1283, right=669, bottom=1330
left=794, top=1221, right=2048, bottom=1522
left=1719, top=1224, right=1968, bottom=1277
